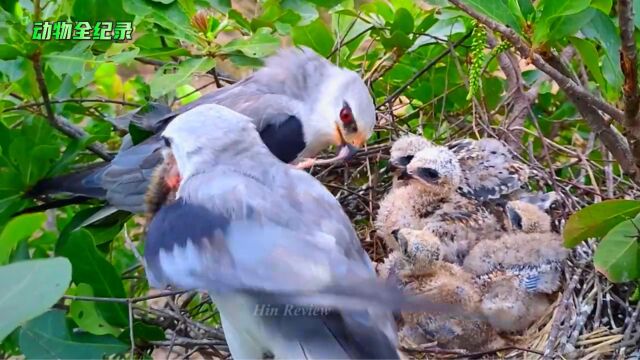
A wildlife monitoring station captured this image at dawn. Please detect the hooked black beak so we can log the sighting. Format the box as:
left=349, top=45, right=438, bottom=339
left=335, top=142, right=360, bottom=161
left=407, top=167, right=441, bottom=183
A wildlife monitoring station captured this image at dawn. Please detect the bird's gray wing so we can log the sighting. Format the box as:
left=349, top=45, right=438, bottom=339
left=448, top=138, right=529, bottom=202
left=145, top=168, right=387, bottom=303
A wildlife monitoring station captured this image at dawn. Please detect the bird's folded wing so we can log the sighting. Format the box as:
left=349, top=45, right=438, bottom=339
left=144, top=169, right=461, bottom=314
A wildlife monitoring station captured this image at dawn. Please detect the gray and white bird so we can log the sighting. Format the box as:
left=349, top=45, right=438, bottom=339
left=144, top=104, right=422, bottom=359
left=30, top=47, right=376, bottom=213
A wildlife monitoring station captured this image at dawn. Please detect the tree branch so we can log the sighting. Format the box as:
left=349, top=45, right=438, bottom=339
left=377, top=30, right=472, bottom=110
left=618, top=0, right=640, bottom=177
left=448, top=0, right=624, bottom=124
left=449, top=0, right=639, bottom=180
left=31, top=51, right=113, bottom=161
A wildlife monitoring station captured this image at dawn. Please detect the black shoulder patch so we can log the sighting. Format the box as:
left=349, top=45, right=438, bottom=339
left=259, top=116, right=306, bottom=163
left=144, top=198, right=230, bottom=259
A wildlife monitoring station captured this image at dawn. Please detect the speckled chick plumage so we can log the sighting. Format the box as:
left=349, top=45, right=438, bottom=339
left=463, top=204, right=568, bottom=333
left=377, top=145, right=500, bottom=261
left=448, top=138, right=529, bottom=202
left=397, top=262, right=503, bottom=351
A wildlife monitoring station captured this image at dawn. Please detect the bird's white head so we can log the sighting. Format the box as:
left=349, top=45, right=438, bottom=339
left=308, top=63, right=376, bottom=162
left=161, top=104, right=266, bottom=184
left=405, top=146, right=462, bottom=197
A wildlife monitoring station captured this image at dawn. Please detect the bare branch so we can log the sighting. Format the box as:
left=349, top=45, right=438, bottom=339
left=31, top=51, right=113, bottom=161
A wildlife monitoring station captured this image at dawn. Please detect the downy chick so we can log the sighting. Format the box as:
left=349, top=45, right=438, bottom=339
left=377, top=145, right=499, bottom=261
left=448, top=138, right=529, bottom=203
left=464, top=205, right=567, bottom=332
left=397, top=260, right=502, bottom=351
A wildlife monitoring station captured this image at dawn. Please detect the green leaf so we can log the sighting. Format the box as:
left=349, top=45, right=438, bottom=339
left=0, top=213, right=46, bottom=265
left=635, top=0, right=640, bottom=28
left=149, top=57, right=215, bottom=98
left=221, top=28, right=281, bottom=58
left=58, top=229, right=129, bottom=327
left=150, top=0, right=175, bottom=3
left=176, top=84, right=202, bottom=105
left=0, top=44, right=21, bottom=60
left=206, top=0, right=231, bottom=12
left=70, top=284, right=121, bottom=336
left=390, top=8, right=414, bottom=34
left=591, top=0, right=612, bottom=13
left=581, top=9, right=624, bottom=91
left=517, top=0, right=535, bottom=20
left=291, top=19, right=334, bottom=57
left=563, top=200, right=640, bottom=247
left=570, top=37, right=607, bottom=94
left=533, top=0, right=590, bottom=44
left=462, top=0, right=522, bottom=33
left=44, top=42, right=98, bottom=84
left=546, top=8, right=596, bottom=41
left=593, top=216, right=640, bottom=282
left=19, top=310, right=128, bottom=359
left=128, top=123, right=155, bottom=145
left=0, top=258, right=71, bottom=341
left=282, top=0, right=318, bottom=25
left=72, top=0, right=133, bottom=23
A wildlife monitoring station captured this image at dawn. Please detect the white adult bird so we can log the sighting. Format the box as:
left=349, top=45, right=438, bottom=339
left=29, top=47, right=376, bottom=214
left=143, top=104, right=456, bottom=359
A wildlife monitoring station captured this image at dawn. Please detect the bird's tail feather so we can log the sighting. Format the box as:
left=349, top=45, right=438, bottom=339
left=27, top=163, right=108, bottom=199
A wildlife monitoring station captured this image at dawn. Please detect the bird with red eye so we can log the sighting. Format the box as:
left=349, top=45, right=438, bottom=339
left=340, top=102, right=358, bottom=133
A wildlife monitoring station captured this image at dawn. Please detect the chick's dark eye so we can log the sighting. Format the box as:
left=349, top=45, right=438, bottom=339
left=162, top=136, right=171, bottom=147
left=340, top=104, right=354, bottom=125
left=417, top=167, right=440, bottom=181
left=395, top=155, right=414, bottom=166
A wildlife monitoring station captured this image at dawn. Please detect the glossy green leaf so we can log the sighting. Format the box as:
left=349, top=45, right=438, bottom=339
left=563, top=200, right=640, bottom=247
left=0, top=44, right=21, bottom=60
left=582, top=10, right=624, bottom=91
left=221, top=28, right=281, bottom=58
left=206, top=0, right=231, bottom=12
left=546, top=8, right=596, bottom=41
left=72, top=0, right=133, bottom=23
left=391, top=8, right=414, bottom=34
left=58, top=229, right=129, bottom=327
left=570, top=37, right=607, bottom=94
left=282, top=0, right=318, bottom=25
left=0, top=213, right=46, bottom=265
left=591, top=0, right=612, bottom=13
left=176, top=84, right=202, bottom=105
left=19, top=310, right=128, bottom=359
left=291, top=19, right=334, bottom=57
left=462, top=0, right=522, bottom=33
left=70, top=284, right=121, bottom=336
left=149, top=57, right=215, bottom=98
left=533, top=0, right=591, bottom=44
left=593, top=216, right=640, bottom=282
left=0, top=258, right=71, bottom=341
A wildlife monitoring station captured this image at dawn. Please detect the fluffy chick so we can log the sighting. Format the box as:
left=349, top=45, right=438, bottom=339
left=480, top=276, right=551, bottom=333
left=376, top=146, right=499, bottom=260
left=388, top=134, right=433, bottom=188
left=398, top=262, right=503, bottom=351
left=448, top=138, right=529, bottom=202
left=463, top=231, right=567, bottom=333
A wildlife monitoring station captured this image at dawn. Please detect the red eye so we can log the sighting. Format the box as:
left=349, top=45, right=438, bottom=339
left=340, top=106, right=353, bottom=125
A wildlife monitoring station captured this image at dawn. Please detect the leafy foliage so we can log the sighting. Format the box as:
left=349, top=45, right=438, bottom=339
left=564, top=200, right=640, bottom=283
left=1, top=0, right=640, bottom=357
